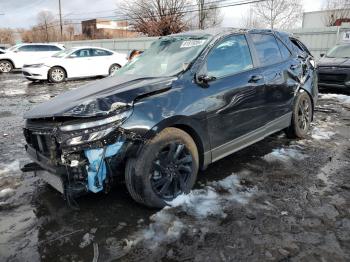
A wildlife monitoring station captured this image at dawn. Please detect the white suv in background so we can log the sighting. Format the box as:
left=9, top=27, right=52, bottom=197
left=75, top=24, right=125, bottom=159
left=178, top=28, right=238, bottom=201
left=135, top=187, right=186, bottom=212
left=0, top=43, right=64, bottom=73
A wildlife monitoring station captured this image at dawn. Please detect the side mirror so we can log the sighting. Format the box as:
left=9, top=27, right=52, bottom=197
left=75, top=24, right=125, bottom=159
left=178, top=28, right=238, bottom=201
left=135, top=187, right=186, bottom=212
left=320, top=53, right=325, bottom=58
left=195, top=74, right=216, bottom=87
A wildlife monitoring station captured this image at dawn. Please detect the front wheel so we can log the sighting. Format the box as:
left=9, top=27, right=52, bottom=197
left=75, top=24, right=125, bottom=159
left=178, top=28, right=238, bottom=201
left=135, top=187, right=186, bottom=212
left=48, top=66, right=66, bottom=83
left=0, top=60, right=13, bottom=73
left=125, top=128, right=199, bottom=208
left=285, top=91, right=313, bottom=139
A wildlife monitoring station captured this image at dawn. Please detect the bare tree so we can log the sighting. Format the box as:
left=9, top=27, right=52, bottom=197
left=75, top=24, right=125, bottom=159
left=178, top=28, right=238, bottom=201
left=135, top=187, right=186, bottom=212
left=0, top=28, right=15, bottom=44
left=241, top=6, right=261, bottom=29
left=196, top=0, right=223, bottom=29
left=37, top=10, right=56, bottom=42
left=121, top=0, right=190, bottom=36
left=322, top=0, right=350, bottom=26
left=253, top=0, right=303, bottom=29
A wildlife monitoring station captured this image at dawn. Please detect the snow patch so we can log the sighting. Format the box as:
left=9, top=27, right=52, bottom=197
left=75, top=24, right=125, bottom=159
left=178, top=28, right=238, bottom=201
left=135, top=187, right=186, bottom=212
left=118, top=174, right=255, bottom=253
left=0, top=188, right=15, bottom=198
left=0, top=160, right=20, bottom=176
left=320, top=94, right=350, bottom=105
left=263, top=148, right=306, bottom=163
left=79, top=233, right=94, bottom=248
left=311, top=127, right=335, bottom=140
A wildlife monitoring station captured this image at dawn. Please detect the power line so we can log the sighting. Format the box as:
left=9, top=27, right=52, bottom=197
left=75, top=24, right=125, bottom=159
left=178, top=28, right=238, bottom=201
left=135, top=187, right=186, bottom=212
left=29, top=0, right=267, bottom=32
left=63, top=0, right=266, bottom=22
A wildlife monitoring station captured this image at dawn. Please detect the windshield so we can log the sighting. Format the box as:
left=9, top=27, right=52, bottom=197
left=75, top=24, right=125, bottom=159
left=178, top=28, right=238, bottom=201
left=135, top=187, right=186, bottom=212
left=7, top=44, right=23, bottom=51
left=52, top=48, right=75, bottom=58
left=114, top=35, right=211, bottom=77
left=326, top=44, right=350, bottom=58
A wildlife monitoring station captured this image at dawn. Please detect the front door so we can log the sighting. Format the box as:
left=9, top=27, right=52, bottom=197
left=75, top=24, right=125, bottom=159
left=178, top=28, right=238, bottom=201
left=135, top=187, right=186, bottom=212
left=200, top=34, right=266, bottom=159
left=65, top=48, right=96, bottom=78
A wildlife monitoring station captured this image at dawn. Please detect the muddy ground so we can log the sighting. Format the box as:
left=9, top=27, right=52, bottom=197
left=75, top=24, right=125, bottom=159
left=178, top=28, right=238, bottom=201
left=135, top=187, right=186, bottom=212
left=0, top=73, right=349, bottom=262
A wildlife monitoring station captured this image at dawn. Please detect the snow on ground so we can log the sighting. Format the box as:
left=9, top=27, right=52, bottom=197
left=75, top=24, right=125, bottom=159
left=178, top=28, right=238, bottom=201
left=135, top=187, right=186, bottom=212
left=0, top=160, right=20, bottom=176
left=263, top=147, right=307, bottom=163
left=311, top=127, right=335, bottom=140
left=113, top=173, right=256, bottom=254
left=320, top=94, right=350, bottom=106
left=0, top=188, right=15, bottom=199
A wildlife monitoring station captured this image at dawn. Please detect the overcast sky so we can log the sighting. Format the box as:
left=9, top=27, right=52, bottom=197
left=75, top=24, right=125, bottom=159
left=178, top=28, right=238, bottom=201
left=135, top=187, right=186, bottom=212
left=0, top=0, right=325, bottom=29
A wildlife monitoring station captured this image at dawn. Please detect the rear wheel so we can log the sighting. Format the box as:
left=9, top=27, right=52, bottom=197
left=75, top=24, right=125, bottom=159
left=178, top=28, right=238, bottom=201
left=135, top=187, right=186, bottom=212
left=0, top=60, right=13, bottom=73
left=285, top=90, right=313, bottom=139
left=48, top=66, right=66, bottom=83
left=125, top=128, right=199, bottom=208
left=109, top=64, right=121, bottom=75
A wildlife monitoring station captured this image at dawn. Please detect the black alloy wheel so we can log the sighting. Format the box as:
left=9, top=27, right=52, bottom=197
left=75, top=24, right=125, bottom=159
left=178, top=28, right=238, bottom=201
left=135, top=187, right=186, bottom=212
left=150, top=142, right=193, bottom=200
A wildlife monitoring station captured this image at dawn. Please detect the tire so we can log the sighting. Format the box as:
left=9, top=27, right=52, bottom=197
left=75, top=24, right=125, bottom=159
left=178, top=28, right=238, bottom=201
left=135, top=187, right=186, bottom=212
left=0, top=60, right=13, bottom=73
left=48, top=66, right=66, bottom=83
left=109, top=64, right=121, bottom=75
left=125, top=127, right=199, bottom=208
left=285, top=90, right=313, bottom=139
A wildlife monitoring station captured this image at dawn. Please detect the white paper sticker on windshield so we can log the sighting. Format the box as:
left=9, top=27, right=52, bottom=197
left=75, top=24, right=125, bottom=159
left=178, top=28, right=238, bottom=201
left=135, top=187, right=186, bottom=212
left=180, top=40, right=206, bottom=48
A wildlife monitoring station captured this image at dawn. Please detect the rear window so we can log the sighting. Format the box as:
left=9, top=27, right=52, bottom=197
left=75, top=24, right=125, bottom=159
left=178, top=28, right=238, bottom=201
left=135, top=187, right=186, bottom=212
left=251, top=34, right=282, bottom=66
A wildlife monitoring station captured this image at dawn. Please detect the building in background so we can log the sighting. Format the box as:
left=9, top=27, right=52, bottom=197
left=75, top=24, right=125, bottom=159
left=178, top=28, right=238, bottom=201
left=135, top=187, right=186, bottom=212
left=82, top=19, right=139, bottom=39
left=302, top=8, right=350, bottom=28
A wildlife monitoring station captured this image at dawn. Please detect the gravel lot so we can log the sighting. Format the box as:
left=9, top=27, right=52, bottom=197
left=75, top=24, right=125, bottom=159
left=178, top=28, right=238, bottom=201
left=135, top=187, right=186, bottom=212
left=0, top=73, right=349, bottom=261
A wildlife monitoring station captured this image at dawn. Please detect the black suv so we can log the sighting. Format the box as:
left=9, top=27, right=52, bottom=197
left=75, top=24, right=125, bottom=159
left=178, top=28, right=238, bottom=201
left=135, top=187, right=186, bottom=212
left=318, top=43, right=350, bottom=92
left=22, top=28, right=318, bottom=208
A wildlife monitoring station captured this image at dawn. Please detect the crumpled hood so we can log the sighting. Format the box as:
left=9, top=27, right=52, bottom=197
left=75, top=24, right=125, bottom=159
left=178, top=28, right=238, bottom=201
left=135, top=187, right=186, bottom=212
left=24, top=74, right=175, bottom=119
left=318, top=57, right=350, bottom=67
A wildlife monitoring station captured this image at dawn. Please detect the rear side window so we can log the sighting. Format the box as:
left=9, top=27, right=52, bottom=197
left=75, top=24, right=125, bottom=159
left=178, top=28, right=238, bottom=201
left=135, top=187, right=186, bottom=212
left=290, top=38, right=311, bottom=56
left=251, top=34, right=282, bottom=66
left=48, top=45, right=62, bottom=51
left=276, top=38, right=291, bottom=60
left=92, top=49, right=113, bottom=56
left=206, top=34, right=253, bottom=78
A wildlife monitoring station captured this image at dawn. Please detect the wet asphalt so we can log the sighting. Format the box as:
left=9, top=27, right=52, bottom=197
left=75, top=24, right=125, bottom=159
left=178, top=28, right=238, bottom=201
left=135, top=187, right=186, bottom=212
left=0, top=73, right=349, bottom=261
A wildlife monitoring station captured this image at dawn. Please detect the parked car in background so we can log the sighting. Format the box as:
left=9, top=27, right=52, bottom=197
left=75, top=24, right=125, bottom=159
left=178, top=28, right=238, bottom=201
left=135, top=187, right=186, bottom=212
left=318, top=43, right=350, bottom=93
left=21, top=28, right=317, bottom=208
left=0, top=43, right=65, bottom=73
left=22, top=47, right=128, bottom=83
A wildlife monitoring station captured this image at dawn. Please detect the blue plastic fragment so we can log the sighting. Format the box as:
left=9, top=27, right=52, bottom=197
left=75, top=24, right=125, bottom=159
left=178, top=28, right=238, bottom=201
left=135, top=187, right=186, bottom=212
left=84, top=139, right=124, bottom=193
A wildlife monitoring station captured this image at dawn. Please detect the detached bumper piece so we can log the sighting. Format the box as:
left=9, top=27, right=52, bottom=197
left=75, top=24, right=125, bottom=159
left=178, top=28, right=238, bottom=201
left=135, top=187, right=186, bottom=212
left=23, top=144, right=88, bottom=204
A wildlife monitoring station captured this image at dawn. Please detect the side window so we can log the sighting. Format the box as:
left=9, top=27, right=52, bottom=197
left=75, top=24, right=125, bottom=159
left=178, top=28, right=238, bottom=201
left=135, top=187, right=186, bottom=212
left=276, top=38, right=291, bottom=60
left=71, top=49, right=92, bottom=58
left=206, top=34, right=253, bottom=78
left=36, top=45, right=52, bottom=51
left=92, top=49, right=113, bottom=56
left=291, top=39, right=311, bottom=56
left=251, top=34, right=282, bottom=66
left=18, top=45, right=37, bottom=52
left=48, top=45, right=62, bottom=51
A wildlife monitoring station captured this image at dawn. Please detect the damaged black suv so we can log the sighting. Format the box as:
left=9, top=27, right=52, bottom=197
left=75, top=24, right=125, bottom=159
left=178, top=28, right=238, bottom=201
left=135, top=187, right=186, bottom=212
left=22, top=28, right=318, bottom=208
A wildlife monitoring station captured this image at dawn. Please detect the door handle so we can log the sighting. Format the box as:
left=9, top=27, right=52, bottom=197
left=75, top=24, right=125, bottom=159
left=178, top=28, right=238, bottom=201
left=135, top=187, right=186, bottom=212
left=290, top=64, right=299, bottom=70
left=249, top=75, right=263, bottom=83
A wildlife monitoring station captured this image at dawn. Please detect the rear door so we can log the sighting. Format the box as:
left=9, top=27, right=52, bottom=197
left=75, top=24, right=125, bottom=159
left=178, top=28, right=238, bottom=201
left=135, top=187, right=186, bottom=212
left=250, top=33, right=296, bottom=123
left=202, top=34, right=266, bottom=153
left=91, top=48, right=114, bottom=75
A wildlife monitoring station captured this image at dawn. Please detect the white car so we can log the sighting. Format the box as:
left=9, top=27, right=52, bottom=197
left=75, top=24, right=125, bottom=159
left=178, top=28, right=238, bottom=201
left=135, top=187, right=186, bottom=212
left=0, top=43, right=64, bottom=73
left=22, top=47, right=128, bottom=83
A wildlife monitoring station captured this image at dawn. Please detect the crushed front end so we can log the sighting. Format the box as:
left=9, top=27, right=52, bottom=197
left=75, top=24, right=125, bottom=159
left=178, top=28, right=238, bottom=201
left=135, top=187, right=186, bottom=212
left=22, top=108, right=141, bottom=203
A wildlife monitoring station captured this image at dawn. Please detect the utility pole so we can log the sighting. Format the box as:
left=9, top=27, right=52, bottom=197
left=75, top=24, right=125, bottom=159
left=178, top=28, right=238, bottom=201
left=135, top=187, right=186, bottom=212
left=59, top=0, right=63, bottom=39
